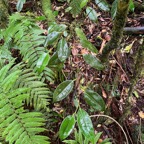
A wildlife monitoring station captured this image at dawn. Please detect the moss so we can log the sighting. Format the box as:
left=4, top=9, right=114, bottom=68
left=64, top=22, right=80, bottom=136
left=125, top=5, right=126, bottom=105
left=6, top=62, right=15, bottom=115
left=100, top=0, right=130, bottom=62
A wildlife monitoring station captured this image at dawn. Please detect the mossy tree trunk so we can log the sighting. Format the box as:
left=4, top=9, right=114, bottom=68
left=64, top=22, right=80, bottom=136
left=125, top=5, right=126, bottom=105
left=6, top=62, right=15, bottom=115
left=0, top=0, right=9, bottom=28
left=41, top=0, right=55, bottom=25
left=99, top=0, right=130, bottom=62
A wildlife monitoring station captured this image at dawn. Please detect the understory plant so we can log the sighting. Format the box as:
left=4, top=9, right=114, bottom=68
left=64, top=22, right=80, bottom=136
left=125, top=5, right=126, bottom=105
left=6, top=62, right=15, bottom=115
left=1, top=0, right=144, bottom=143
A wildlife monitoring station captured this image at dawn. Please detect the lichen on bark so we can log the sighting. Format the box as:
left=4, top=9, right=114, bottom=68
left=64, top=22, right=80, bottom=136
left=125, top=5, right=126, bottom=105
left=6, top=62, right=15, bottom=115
left=100, top=0, right=130, bottom=62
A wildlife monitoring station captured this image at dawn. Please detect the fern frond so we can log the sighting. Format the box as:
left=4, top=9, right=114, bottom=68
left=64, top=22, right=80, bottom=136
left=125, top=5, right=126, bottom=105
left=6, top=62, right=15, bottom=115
left=3, top=13, right=55, bottom=82
left=0, top=63, right=50, bottom=144
left=9, top=63, right=52, bottom=111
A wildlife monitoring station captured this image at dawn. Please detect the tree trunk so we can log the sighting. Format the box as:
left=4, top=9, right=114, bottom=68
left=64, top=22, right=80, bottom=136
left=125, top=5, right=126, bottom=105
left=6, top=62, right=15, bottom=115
left=99, top=0, right=130, bottom=62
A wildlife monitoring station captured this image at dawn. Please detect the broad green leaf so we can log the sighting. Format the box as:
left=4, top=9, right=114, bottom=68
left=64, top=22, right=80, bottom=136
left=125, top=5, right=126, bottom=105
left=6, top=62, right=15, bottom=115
left=129, top=0, right=135, bottom=12
left=16, top=0, right=26, bottom=12
left=95, top=0, right=110, bottom=11
left=111, top=0, right=118, bottom=19
left=57, top=38, right=70, bottom=62
left=36, top=52, right=50, bottom=73
left=80, top=0, right=89, bottom=8
left=83, top=54, right=105, bottom=70
left=53, top=80, right=74, bottom=102
left=48, top=52, right=64, bottom=70
left=44, top=31, right=60, bottom=47
left=77, top=109, right=95, bottom=140
left=86, top=7, right=98, bottom=22
left=59, top=115, right=75, bottom=140
left=84, top=89, right=105, bottom=111
left=75, top=28, right=98, bottom=53
left=48, top=23, right=67, bottom=33
left=81, top=40, right=98, bottom=53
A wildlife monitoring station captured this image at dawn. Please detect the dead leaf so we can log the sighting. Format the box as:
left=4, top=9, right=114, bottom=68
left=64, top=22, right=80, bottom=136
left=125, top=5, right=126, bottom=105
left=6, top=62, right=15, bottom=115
left=138, top=111, right=144, bottom=119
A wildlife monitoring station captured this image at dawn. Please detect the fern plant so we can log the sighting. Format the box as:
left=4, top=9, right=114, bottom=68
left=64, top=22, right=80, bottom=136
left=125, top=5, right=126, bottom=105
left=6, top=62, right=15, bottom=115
left=0, top=62, right=50, bottom=144
left=0, top=13, right=58, bottom=143
left=3, top=13, right=55, bottom=82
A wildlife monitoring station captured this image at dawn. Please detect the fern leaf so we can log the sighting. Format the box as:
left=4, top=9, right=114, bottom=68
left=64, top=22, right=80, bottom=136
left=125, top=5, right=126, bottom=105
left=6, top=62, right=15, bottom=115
left=12, top=64, right=52, bottom=111
left=0, top=63, right=50, bottom=144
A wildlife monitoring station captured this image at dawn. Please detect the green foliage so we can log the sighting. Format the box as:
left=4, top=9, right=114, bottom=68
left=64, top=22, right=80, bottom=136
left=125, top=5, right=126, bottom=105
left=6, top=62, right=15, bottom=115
left=95, top=0, right=110, bottom=11
left=16, top=0, right=26, bottom=12
left=57, top=38, right=70, bottom=62
left=75, top=27, right=98, bottom=53
left=111, top=0, right=118, bottom=19
left=53, top=80, right=74, bottom=102
left=69, top=0, right=83, bottom=16
left=84, top=89, right=105, bottom=111
left=59, top=108, right=111, bottom=144
left=86, top=7, right=98, bottom=22
left=83, top=54, right=105, bottom=70
left=77, top=108, right=95, bottom=141
left=59, top=115, right=75, bottom=140
left=0, top=63, right=49, bottom=144
left=3, top=13, right=55, bottom=82
left=129, top=0, right=135, bottom=12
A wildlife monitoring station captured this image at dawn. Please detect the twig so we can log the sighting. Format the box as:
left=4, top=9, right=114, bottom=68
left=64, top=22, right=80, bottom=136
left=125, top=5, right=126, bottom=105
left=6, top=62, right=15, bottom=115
left=90, top=114, right=129, bottom=144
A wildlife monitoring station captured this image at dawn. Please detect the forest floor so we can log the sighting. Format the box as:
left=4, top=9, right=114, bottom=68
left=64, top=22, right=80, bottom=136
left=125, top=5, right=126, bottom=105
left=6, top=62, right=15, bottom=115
left=9, top=0, right=144, bottom=143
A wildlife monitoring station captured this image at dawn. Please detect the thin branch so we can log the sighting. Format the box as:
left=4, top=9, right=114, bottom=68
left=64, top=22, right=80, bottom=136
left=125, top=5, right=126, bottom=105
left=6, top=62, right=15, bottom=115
left=90, top=114, right=129, bottom=144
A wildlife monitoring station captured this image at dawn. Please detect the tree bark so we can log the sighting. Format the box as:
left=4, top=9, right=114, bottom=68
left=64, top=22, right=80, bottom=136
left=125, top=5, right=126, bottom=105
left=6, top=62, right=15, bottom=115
left=99, top=0, right=130, bottom=63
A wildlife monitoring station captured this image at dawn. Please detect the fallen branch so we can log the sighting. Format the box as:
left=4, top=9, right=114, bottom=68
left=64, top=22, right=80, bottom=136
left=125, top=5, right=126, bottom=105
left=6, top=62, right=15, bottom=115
left=124, top=26, right=144, bottom=34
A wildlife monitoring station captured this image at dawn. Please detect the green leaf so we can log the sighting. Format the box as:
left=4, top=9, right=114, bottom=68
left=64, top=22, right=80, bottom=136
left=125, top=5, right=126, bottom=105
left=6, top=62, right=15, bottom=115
left=95, top=0, right=110, bottom=11
left=48, top=52, right=64, bottom=70
left=44, top=31, right=60, bottom=47
left=36, top=52, right=50, bottom=73
left=83, top=54, right=105, bottom=70
left=129, top=0, right=135, bottom=12
left=86, top=7, right=98, bottom=22
left=63, top=140, right=77, bottom=144
left=94, top=132, right=102, bottom=143
left=111, top=0, right=118, bottom=19
left=48, top=23, right=67, bottom=33
left=77, top=109, right=95, bottom=140
left=81, top=40, right=98, bottom=53
left=57, top=38, right=70, bottom=62
left=84, top=89, right=105, bottom=111
left=16, top=0, right=26, bottom=12
left=75, top=28, right=98, bottom=53
left=59, top=115, right=75, bottom=140
left=53, top=80, right=74, bottom=102
left=80, top=0, right=89, bottom=8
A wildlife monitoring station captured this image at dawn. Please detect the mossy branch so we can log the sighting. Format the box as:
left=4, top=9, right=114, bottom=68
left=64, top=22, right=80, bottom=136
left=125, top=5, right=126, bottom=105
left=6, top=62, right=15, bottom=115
left=0, top=0, right=9, bottom=28
left=99, top=0, right=130, bottom=62
left=41, top=0, right=56, bottom=25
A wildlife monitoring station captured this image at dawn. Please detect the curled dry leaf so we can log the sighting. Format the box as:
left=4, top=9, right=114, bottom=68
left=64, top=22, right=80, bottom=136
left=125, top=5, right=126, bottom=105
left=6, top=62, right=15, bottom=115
left=138, top=111, right=144, bottom=119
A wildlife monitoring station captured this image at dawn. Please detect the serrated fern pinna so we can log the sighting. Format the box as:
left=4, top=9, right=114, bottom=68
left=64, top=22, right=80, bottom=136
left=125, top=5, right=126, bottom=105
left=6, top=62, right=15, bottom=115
left=0, top=13, right=56, bottom=143
left=0, top=62, right=50, bottom=144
